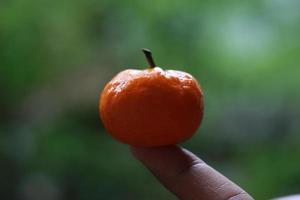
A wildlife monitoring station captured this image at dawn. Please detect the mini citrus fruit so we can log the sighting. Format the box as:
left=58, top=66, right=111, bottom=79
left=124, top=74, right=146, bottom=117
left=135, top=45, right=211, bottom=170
left=99, top=49, right=204, bottom=147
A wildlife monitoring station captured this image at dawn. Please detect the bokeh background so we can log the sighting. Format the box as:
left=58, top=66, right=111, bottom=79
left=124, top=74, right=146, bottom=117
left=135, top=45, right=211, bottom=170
left=1, top=0, right=300, bottom=199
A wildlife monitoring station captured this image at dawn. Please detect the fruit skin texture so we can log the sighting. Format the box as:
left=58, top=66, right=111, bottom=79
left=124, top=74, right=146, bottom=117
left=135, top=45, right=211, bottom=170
left=99, top=67, right=204, bottom=147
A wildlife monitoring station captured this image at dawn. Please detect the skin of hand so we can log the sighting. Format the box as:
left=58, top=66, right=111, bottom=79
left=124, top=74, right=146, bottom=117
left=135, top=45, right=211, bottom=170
left=131, top=145, right=254, bottom=200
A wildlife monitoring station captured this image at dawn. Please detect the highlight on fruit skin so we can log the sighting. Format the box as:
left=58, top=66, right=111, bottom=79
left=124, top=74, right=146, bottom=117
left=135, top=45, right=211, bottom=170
left=99, top=49, right=204, bottom=147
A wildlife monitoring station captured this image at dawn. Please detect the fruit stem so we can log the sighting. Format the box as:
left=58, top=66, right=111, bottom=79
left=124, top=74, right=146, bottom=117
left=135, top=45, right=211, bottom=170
left=142, top=48, right=156, bottom=68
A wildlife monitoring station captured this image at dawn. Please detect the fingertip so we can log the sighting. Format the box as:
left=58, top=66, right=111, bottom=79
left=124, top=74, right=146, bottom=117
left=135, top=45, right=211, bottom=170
left=130, top=146, right=151, bottom=160
left=129, top=145, right=149, bottom=158
left=130, top=145, right=177, bottom=161
left=130, top=145, right=199, bottom=177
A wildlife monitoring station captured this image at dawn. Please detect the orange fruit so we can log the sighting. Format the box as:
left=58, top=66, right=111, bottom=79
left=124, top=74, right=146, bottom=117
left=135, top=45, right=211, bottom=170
left=99, top=49, right=204, bottom=147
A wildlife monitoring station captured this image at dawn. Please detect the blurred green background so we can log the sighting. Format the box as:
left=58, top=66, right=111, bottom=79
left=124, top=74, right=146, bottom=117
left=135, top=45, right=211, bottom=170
left=1, top=0, right=300, bottom=199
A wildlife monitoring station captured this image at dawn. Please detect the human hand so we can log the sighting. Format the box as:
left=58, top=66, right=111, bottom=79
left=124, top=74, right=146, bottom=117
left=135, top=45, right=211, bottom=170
left=131, top=145, right=254, bottom=200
